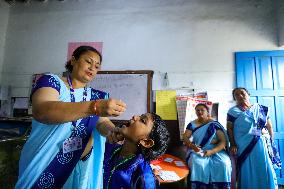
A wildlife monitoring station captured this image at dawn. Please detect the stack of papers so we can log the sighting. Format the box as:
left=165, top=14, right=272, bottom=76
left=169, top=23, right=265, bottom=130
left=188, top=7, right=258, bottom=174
left=174, top=161, right=185, bottom=167
left=164, top=157, right=174, bottom=163
left=159, top=170, right=181, bottom=181
left=150, top=164, right=162, bottom=171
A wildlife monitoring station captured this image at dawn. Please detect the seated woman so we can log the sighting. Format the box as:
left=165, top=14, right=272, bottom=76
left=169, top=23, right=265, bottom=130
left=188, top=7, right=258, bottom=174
left=103, top=113, right=170, bottom=189
left=183, top=103, right=231, bottom=189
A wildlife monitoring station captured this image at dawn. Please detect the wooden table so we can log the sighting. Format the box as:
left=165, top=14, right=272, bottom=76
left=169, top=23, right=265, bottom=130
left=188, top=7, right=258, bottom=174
left=150, top=153, right=189, bottom=183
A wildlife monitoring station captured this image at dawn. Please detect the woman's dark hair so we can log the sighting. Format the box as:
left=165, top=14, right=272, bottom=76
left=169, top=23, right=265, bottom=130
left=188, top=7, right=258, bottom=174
left=195, top=103, right=209, bottom=113
left=141, top=113, right=170, bottom=161
left=232, top=87, right=250, bottom=100
left=65, top=45, right=102, bottom=73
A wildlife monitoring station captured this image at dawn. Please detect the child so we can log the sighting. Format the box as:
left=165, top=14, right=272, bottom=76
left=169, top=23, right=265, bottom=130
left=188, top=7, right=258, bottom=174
left=103, top=113, right=170, bottom=189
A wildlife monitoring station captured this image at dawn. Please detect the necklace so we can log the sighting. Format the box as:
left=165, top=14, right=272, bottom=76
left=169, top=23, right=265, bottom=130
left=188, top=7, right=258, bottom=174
left=67, top=75, right=88, bottom=127
left=106, top=147, right=136, bottom=189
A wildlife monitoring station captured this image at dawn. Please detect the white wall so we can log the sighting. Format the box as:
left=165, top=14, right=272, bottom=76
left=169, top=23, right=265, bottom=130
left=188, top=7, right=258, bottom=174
left=277, top=0, right=284, bottom=46
left=1, top=0, right=282, bottom=103
left=0, top=1, right=9, bottom=84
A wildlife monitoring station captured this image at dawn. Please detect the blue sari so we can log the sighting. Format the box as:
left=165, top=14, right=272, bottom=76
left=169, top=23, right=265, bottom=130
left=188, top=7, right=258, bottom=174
left=186, top=121, right=231, bottom=189
left=227, top=103, right=279, bottom=189
left=15, top=74, right=108, bottom=189
left=103, top=142, right=158, bottom=189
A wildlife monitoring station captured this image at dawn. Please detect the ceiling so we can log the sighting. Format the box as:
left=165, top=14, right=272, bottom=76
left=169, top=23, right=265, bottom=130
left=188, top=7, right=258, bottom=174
left=4, top=0, right=65, bottom=5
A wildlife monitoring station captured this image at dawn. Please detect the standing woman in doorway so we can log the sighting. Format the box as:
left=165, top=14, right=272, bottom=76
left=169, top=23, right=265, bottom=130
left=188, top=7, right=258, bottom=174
left=15, top=46, right=126, bottom=189
left=227, top=87, right=281, bottom=189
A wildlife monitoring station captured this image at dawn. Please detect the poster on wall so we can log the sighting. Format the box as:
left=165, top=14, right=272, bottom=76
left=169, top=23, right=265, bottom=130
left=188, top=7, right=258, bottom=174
left=155, top=90, right=177, bottom=120
left=67, top=42, right=103, bottom=61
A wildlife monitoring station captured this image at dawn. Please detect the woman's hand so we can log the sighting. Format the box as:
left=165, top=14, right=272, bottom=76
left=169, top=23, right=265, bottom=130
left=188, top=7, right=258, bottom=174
left=204, top=150, right=214, bottom=157
left=266, top=119, right=274, bottom=141
left=94, top=99, right=126, bottom=117
left=106, top=127, right=124, bottom=143
left=186, top=142, right=201, bottom=152
left=230, top=145, right=238, bottom=155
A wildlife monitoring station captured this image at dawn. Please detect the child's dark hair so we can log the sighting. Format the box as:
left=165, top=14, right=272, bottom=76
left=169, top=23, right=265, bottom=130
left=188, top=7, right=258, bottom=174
left=195, top=103, right=210, bottom=113
left=141, top=113, right=170, bottom=161
left=65, top=45, right=102, bottom=73
left=232, top=87, right=250, bottom=100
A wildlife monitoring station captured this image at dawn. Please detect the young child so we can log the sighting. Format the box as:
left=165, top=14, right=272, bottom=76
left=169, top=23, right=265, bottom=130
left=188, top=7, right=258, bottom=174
left=103, top=113, right=170, bottom=189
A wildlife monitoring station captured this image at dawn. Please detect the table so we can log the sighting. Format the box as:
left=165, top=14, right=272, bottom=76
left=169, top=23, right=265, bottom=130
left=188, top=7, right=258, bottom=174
left=150, top=153, right=189, bottom=183
left=0, top=117, right=31, bottom=137
left=0, top=118, right=30, bottom=188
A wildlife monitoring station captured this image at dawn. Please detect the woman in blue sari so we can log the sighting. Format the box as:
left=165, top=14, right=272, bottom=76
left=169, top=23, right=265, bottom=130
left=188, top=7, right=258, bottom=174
left=183, top=103, right=231, bottom=189
left=15, top=46, right=126, bottom=189
left=227, top=87, right=280, bottom=189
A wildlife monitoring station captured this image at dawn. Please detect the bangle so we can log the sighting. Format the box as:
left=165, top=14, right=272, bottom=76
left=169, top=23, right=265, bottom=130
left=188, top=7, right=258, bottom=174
left=186, top=142, right=192, bottom=148
left=93, top=100, right=100, bottom=116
